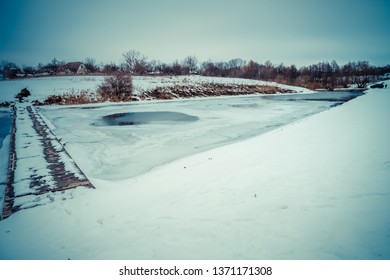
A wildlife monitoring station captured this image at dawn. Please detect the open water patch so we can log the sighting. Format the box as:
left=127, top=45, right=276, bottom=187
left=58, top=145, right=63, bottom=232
left=96, top=111, right=199, bottom=126
left=0, top=110, right=12, bottom=149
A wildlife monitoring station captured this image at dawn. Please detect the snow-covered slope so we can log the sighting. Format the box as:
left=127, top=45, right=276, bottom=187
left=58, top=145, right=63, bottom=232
left=0, top=80, right=388, bottom=260
left=0, top=76, right=104, bottom=103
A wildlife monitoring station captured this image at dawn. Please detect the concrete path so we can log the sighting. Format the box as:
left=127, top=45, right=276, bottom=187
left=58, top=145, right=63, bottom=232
left=1, top=102, right=94, bottom=219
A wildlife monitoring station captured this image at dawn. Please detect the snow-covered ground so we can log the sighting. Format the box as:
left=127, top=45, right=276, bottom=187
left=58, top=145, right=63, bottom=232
left=0, top=76, right=389, bottom=260
left=0, top=76, right=104, bottom=103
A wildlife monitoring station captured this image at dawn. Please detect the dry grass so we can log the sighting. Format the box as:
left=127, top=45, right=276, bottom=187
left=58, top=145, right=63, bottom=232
left=34, top=81, right=296, bottom=106
left=34, top=90, right=99, bottom=106
left=139, top=83, right=294, bottom=100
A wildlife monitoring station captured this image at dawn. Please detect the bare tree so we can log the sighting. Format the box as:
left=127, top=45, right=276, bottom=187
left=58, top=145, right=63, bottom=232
left=84, top=57, right=98, bottom=72
left=225, top=58, right=246, bottom=77
left=102, top=62, right=119, bottom=74
left=243, top=60, right=259, bottom=79
left=172, top=60, right=182, bottom=75
left=97, top=73, right=133, bottom=101
left=44, top=58, right=65, bottom=74
left=1, top=61, right=20, bottom=79
left=122, top=50, right=148, bottom=75
left=182, top=56, right=198, bottom=74
left=227, top=58, right=246, bottom=69
left=22, top=65, right=36, bottom=75
left=0, top=60, right=9, bottom=73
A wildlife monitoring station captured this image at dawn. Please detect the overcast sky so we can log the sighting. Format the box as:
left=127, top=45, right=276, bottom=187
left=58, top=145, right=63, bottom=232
left=1, top=0, right=389, bottom=67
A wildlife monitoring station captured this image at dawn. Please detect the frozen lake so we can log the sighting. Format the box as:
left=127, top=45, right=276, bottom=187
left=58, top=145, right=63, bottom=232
left=40, top=91, right=363, bottom=180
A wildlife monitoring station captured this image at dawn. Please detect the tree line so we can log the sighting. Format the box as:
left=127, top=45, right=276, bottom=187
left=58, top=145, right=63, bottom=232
left=1, top=50, right=389, bottom=89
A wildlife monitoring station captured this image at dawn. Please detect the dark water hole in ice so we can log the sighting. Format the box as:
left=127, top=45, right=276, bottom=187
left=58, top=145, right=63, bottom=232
left=97, top=111, right=199, bottom=126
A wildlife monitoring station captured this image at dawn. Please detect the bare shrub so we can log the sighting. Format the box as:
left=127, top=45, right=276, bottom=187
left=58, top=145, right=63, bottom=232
left=37, top=89, right=96, bottom=105
left=0, top=101, right=11, bottom=107
left=41, top=95, right=63, bottom=105
left=34, top=75, right=133, bottom=106
left=15, top=87, right=31, bottom=102
left=97, top=73, right=133, bottom=102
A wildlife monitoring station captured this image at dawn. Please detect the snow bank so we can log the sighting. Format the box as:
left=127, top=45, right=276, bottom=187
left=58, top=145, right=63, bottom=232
left=0, top=75, right=313, bottom=104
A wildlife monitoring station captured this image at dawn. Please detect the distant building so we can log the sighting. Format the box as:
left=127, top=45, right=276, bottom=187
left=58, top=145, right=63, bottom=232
left=57, top=62, right=89, bottom=75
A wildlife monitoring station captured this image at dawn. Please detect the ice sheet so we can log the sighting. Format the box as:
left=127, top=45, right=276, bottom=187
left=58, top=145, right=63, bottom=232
left=40, top=94, right=348, bottom=180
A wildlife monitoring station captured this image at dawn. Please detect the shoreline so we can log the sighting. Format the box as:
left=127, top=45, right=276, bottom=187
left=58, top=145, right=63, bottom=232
left=0, top=106, right=17, bottom=219
left=0, top=134, right=11, bottom=214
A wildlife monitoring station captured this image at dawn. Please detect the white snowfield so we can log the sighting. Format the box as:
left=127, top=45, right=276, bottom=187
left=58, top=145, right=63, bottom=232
left=0, top=77, right=389, bottom=260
